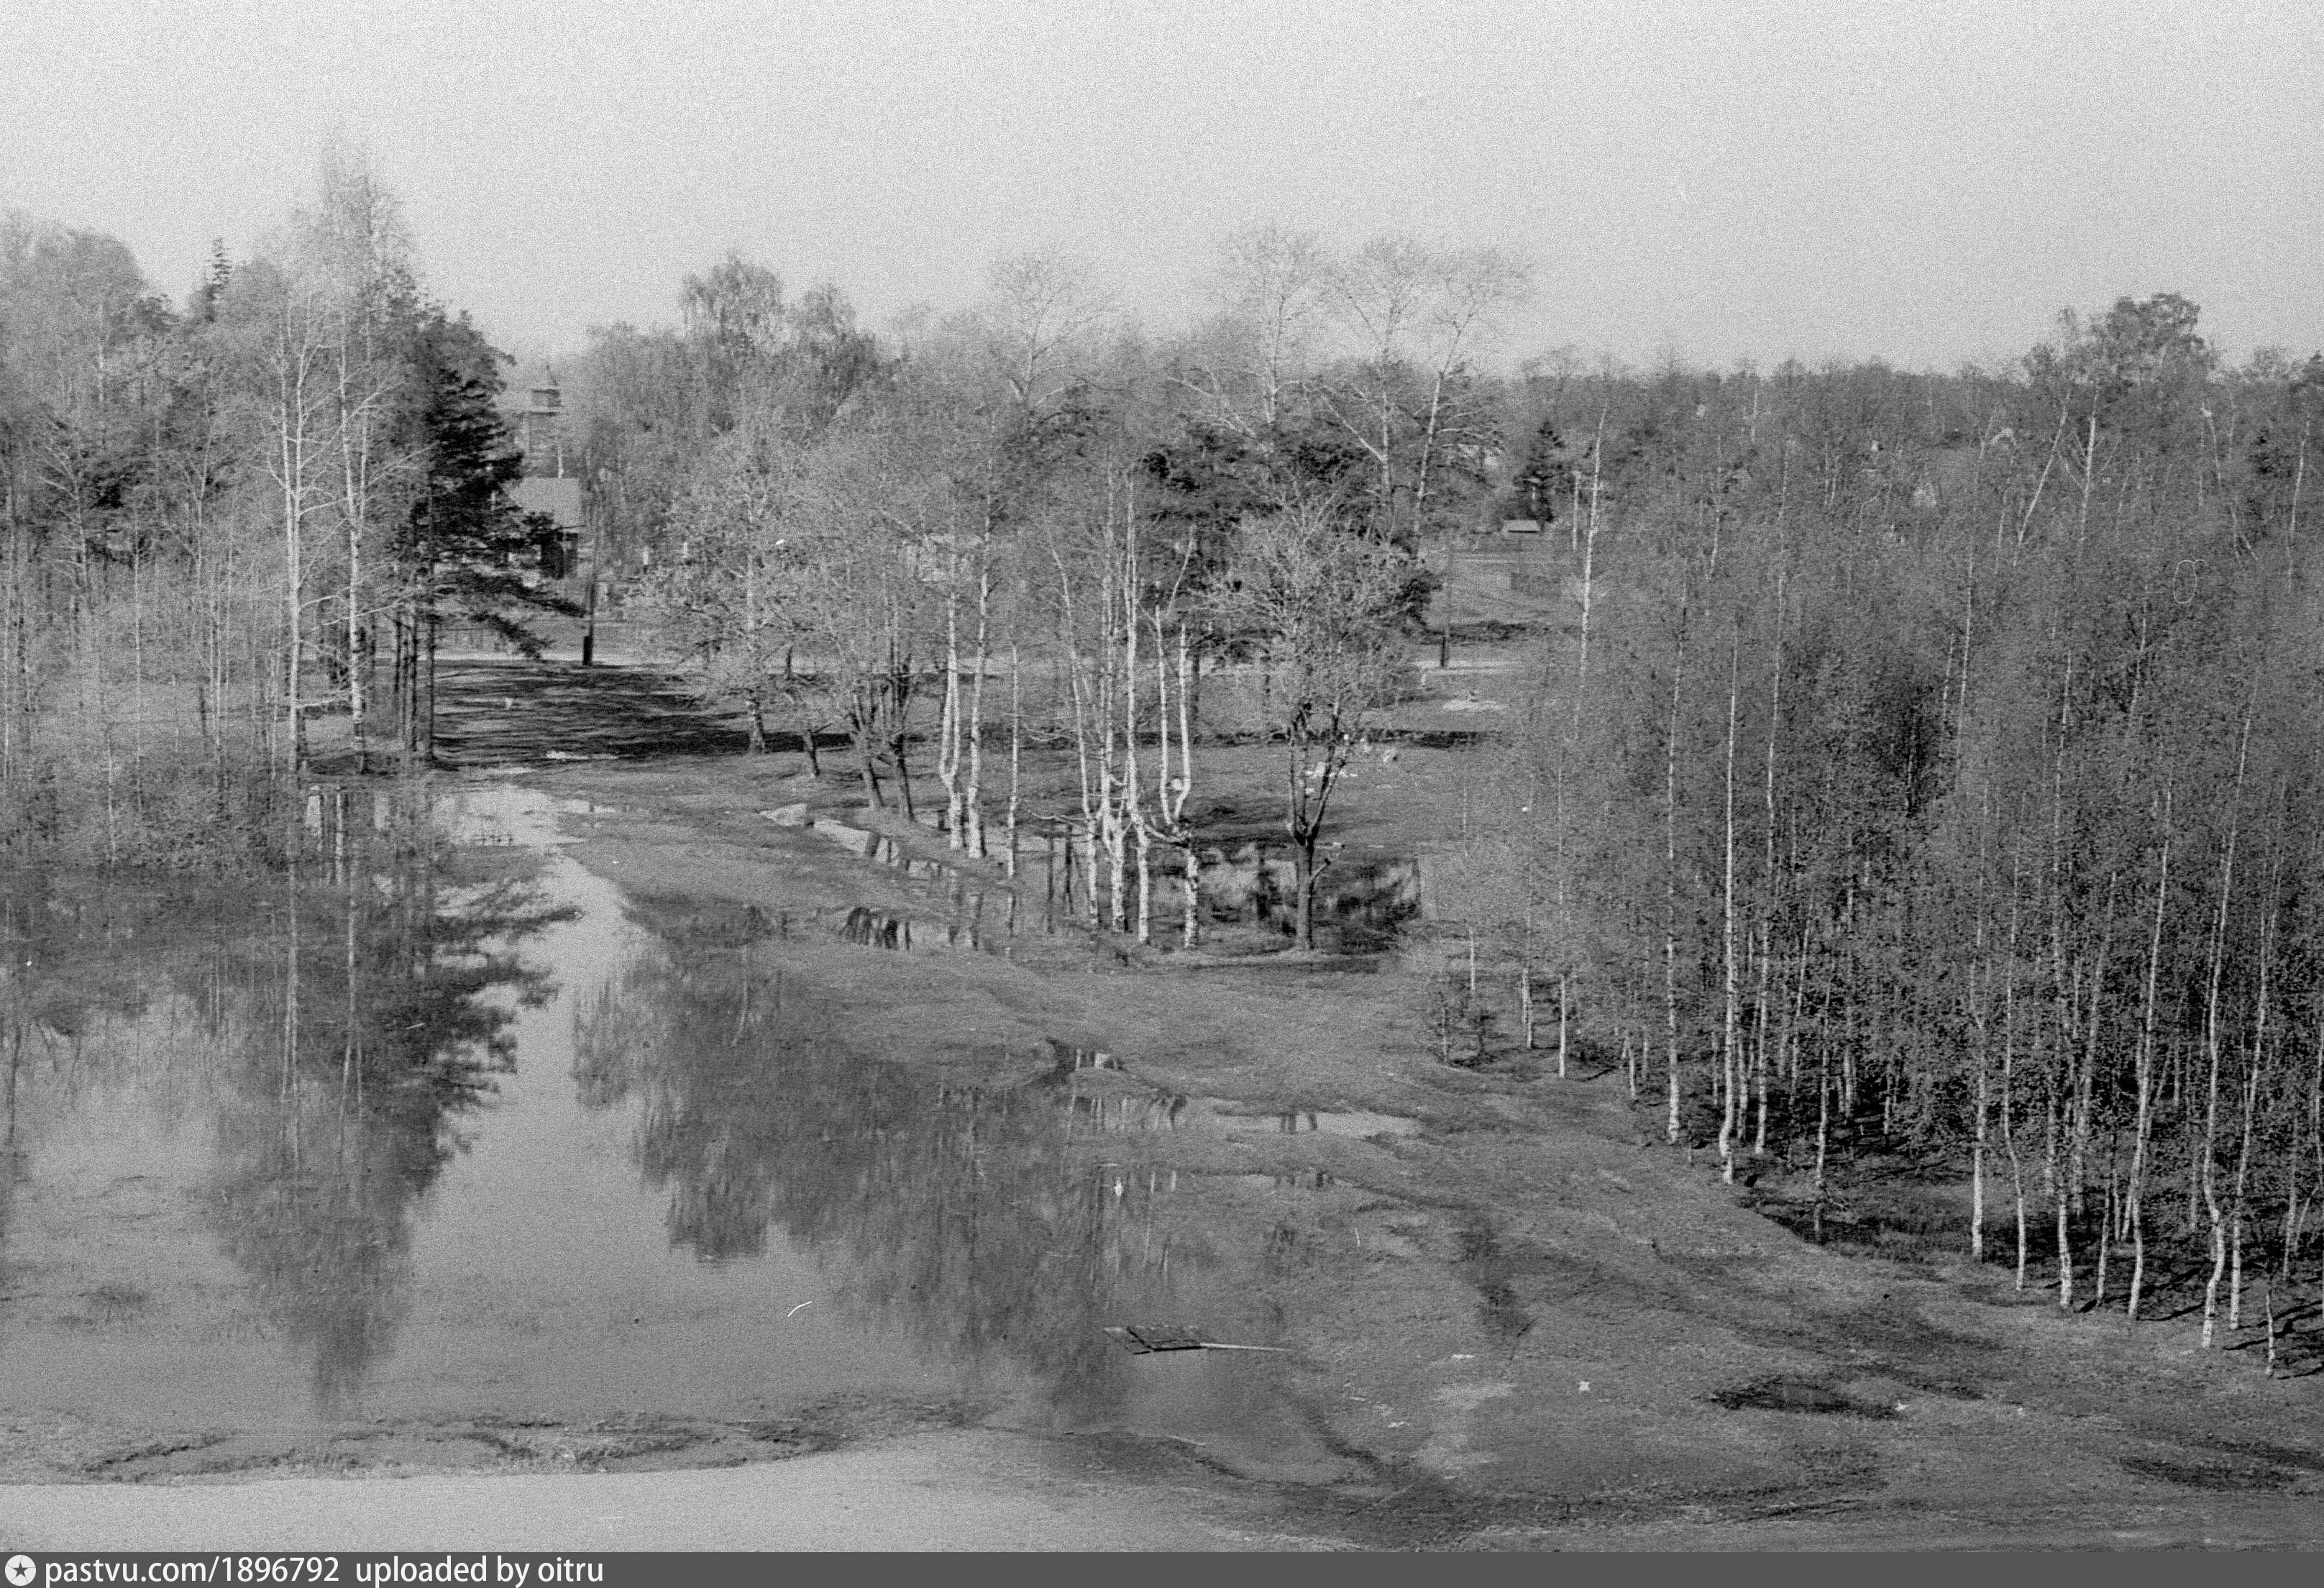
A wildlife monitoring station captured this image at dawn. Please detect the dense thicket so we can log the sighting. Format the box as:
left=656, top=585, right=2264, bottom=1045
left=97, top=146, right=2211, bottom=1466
left=1, top=157, right=565, bottom=867
left=1483, top=300, right=2324, bottom=1339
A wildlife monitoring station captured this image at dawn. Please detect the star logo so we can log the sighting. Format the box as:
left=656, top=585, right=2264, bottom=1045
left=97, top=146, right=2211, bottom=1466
left=6, top=1554, right=36, bottom=1587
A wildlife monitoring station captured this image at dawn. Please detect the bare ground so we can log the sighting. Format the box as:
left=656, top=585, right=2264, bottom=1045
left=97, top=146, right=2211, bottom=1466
left=283, top=649, right=2324, bottom=1549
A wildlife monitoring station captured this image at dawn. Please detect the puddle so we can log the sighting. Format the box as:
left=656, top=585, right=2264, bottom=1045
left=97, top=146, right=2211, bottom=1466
left=440, top=781, right=606, bottom=846
left=1038, top=1080, right=1421, bottom=1146
left=1058, top=1072, right=1191, bottom=1134
left=1707, top=1377, right=1899, bottom=1419
left=825, top=898, right=1003, bottom=956
left=795, top=823, right=1010, bottom=956
left=1038, top=1044, right=1419, bottom=1147
left=810, top=819, right=953, bottom=882
left=1228, top=1171, right=1337, bottom=1191
left=1240, top=1109, right=1420, bottom=1139
left=838, top=905, right=912, bottom=949
left=808, top=819, right=1421, bottom=953
left=0, top=784, right=1344, bottom=1481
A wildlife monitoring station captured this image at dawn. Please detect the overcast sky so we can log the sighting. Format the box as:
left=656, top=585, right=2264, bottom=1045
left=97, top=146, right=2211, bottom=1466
left=8, top=0, right=2320, bottom=372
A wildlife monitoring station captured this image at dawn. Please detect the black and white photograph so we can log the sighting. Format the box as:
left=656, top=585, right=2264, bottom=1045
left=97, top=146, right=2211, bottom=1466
left=2, top=0, right=2321, bottom=1557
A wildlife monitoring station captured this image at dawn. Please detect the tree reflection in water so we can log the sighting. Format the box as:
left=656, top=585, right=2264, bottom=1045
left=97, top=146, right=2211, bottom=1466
left=0, top=782, right=575, bottom=1417
left=575, top=895, right=1239, bottom=1427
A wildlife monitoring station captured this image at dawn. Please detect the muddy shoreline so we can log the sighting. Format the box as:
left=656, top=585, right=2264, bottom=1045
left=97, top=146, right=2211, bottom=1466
left=500, top=752, right=2324, bottom=1548
left=6, top=736, right=2322, bottom=1550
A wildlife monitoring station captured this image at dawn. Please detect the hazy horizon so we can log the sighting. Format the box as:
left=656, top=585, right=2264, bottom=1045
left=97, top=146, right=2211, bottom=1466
left=9, top=0, right=2320, bottom=373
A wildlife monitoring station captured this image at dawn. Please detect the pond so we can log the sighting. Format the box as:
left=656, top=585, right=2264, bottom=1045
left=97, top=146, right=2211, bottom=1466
left=0, top=784, right=1350, bottom=1480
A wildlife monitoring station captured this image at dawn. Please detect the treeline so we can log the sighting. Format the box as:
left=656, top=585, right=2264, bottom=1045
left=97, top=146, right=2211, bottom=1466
left=1477, top=296, right=2324, bottom=1343
left=567, top=231, right=1531, bottom=943
left=0, top=152, right=566, bottom=868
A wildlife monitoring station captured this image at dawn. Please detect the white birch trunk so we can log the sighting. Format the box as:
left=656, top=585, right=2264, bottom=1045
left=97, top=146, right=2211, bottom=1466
left=965, top=562, right=990, bottom=857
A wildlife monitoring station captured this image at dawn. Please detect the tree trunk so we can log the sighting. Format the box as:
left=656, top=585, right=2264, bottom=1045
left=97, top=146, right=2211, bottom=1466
left=1437, top=526, right=1454, bottom=670
left=2127, top=796, right=2172, bottom=1322
left=1179, top=625, right=1199, bottom=945
left=891, top=724, right=918, bottom=823
left=853, top=697, right=884, bottom=809
left=1081, top=818, right=1101, bottom=931
left=1972, top=998, right=1990, bottom=1262
left=346, top=486, right=365, bottom=772
left=966, top=562, right=990, bottom=857
left=2049, top=1090, right=2072, bottom=1310
left=2229, top=1059, right=2258, bottom=1333
left=1663, top=598, right=1690, bottom=1145
left=2001, top=1062, right=2026, bottom=1290
left=1557, top=973, right=1570, bottom=1080
left=421, top=613, right=436, bottom=765
left=1005, top=642, right=1021, bottom=880
left=2093, top=1148, right=2115, bottom=1312
left=2200, top=716, right=2249, bottom=1349
left=937, top=582, right=962, bottom=842
left=1294, top=837, right=1318, bottom=951
left=1719, top=634, right=1740, bottom=1184
left=1813, top=1048, right=1831, bottom=1239
left=1752, top=926, right=1772, bottom=1156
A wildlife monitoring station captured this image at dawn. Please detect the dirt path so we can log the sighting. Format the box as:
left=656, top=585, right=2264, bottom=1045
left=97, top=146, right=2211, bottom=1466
left=0, top=1430, right=1296, bottom=1551
left=14, top=1424, right=2316, bottom=1552
left=425, top=659, right=755, bottom=766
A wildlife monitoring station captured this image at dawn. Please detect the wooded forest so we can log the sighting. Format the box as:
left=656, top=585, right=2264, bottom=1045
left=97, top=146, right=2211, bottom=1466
left=0, top=152, right=567, bottom=869
left=9, top=158, right=2324, bottom=1341
left=1487, top=301, right=2324, bottom=1349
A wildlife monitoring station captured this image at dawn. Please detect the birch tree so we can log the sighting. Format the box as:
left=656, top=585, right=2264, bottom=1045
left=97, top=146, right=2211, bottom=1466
left=1213, top=503, right=1410, bottom=948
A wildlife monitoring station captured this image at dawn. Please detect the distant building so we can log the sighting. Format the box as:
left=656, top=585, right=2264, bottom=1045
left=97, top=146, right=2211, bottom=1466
left=495, top=363, right=585, bottom=579
left=500, top=365, right=571, bottom=478
left=511, top=477, right=583, bottom=580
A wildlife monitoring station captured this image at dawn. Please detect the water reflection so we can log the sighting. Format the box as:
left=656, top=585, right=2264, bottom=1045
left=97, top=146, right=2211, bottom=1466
left=1, top=785, right=1330, bottom=1474
left=0, top=782, right=572, bottom=1416
left=573, top=895, right=1277, bottom=1427
left=813, top=817, right=1421, bottom=953
left=1197, top=848, right=1422, bottom=951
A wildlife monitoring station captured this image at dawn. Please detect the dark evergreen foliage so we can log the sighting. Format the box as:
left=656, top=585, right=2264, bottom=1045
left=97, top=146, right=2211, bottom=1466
left=398, top=308, right=578, bottom=656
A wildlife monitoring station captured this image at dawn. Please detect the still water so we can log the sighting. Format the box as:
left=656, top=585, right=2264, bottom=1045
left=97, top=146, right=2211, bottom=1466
left=810, top=815, right=1422, bottom=955
left=0, top=784, right=1334, bottom=1471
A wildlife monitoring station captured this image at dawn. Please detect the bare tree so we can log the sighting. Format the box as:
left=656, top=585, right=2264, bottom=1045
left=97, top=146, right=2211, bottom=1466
left=298, top=142, right=418, bottom=771
left=1175, top=222, right=1332, bottom=436
left=1213, top=503, right=1411, bottom=948
left=982, top=250, right=1116, bottom=416
left=1319, top=235, right=1532, bottom=662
